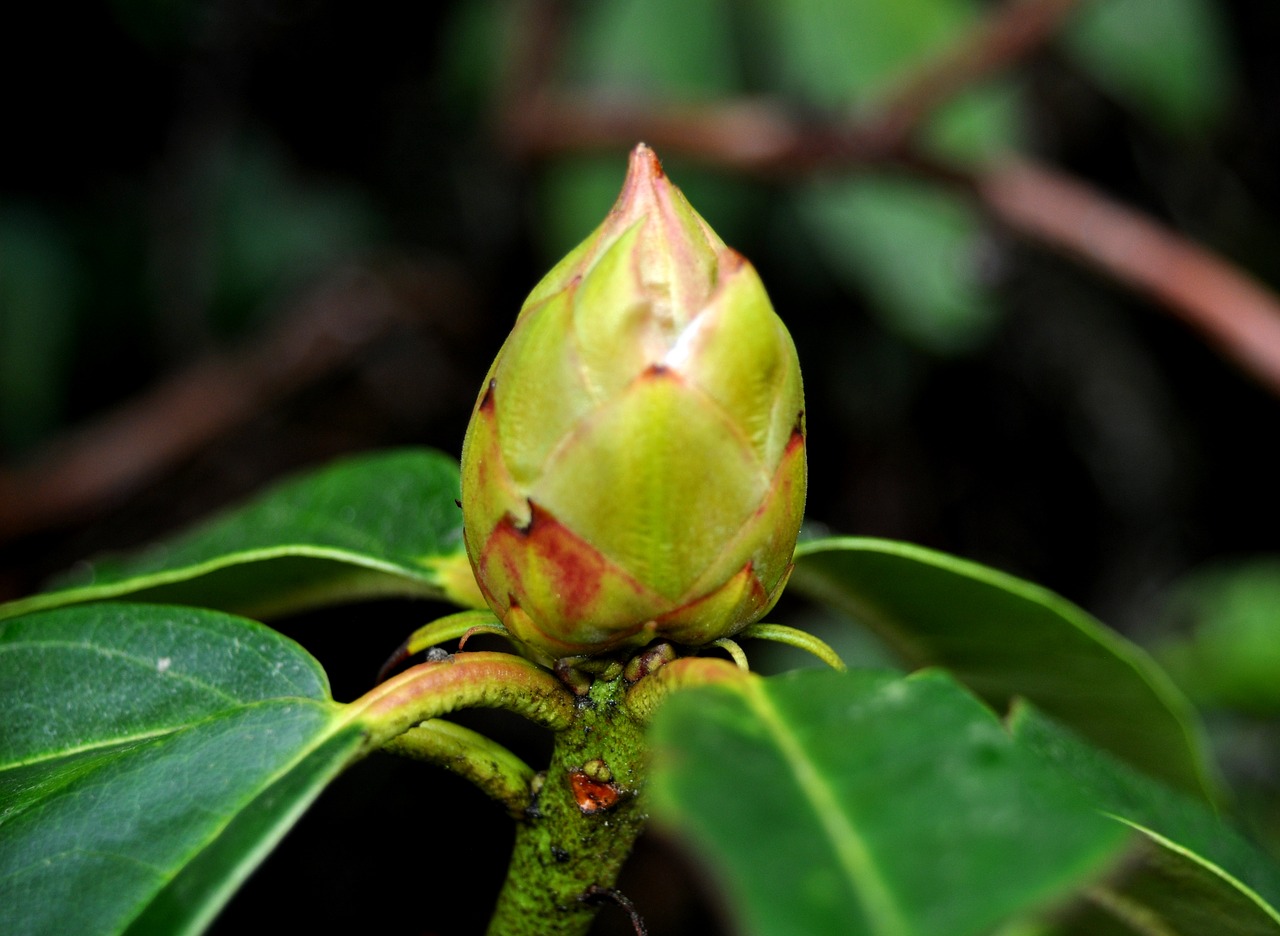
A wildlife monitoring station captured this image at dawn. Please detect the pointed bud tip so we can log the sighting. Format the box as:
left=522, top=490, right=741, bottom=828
left=630, top=142, right=664, bottom=180
left=612, top=144, right=668, bottom=219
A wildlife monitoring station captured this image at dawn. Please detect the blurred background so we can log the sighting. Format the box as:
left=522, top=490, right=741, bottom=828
left=2, top=0, right=1279, bottom=932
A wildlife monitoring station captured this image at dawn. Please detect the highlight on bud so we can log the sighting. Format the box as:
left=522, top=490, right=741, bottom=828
left=460, top=144, right=806, bottom=660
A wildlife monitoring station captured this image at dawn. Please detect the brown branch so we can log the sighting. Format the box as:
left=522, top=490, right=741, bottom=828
left=0, top=260, right=471, bottom=543
left=979, top=158, right=1280, bottom=397
left=506, top=0, right=1079, bottom=168
left=502, top=90, right=1280, bottom=398
left=506, top=94, right=835, bottom=173
left=492, top=0, right=1280, bottom=396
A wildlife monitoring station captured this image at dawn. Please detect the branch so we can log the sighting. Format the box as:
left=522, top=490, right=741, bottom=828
left=0, top=259, right=472, bottom=543
left=979, top=159, right=1280, bottom=398
left=505, top=0, right=1080, bottom=170
left=503, top=76, right=1280, bottom=397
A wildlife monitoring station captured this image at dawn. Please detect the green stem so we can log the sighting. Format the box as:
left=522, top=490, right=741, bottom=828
left=344, top=651, right=575, bottom=748
left=486, top=655, right=752, bottom=936
left=377, top=609, right=503, bottom=680
left=485, top=673, right=650, bottom=936
left=739, top=622, right=848, bottom=671
left=383, top=719, right=536, bottom=817
left=625, top=655, right=750, bottom=723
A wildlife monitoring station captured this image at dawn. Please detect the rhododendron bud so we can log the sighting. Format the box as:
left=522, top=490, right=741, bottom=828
left=460, top=144, right=805, bottom=660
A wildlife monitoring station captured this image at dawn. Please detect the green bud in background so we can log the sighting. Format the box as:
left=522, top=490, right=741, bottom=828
left=461, top=144, right=805, bottom=660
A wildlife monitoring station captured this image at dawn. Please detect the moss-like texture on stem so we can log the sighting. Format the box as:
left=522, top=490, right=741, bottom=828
left=486, top=673, right=651, bottom=936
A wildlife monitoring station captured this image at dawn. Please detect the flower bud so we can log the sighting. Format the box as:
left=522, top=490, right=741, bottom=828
left=460, top=144, right=805, bottom=659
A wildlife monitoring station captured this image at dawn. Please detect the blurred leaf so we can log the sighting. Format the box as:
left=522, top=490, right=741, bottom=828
left=563, top=0, right=740, bottom=95
left=1156, top=558, right=1280, bottom=713
left=209, top=137, right=383, bottom=336
left=0, top=449, right=479, bottom=622
left=1012, top=705, right=1280, bottom=935
left=1062, top=0, right=1234, bottom=134
left=649, top=668, right=1129, bottom=936
left=925, top=80, right=1025, bottom=163
left=0, top=209, right=77, bottom=453
left=751, top=0, right=1022, bottom=158
left=0, top=603, right=362, bottom=936
left=797, top=176, right=999, bottom=353
left=754, top=0, right=978, bottom=104
left=789, top=537, right=1216, bottom=799
left=437, top=0, right=509, bottom=112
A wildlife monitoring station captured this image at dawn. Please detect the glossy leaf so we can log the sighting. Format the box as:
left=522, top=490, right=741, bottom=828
left=789, top=537, right=1214, bottom=799
left=648, top=668, right=1129, bottom=936
left=0, top=448, right=479, bottom=622
left=0, top=603, right=364, bottom=936
left=1011, top=705, right=1280, bottom=936
left=1062, top=0, right=1233, bottom=135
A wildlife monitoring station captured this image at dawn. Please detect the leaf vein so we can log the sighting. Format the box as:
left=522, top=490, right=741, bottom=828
left=742, top=680, right=910, bottom=936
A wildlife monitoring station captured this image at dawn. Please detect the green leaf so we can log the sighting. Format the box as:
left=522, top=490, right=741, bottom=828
left=755, top=0, right=979, bottom=105
left=563, top=0, right=739, bottom=96
left=1062, top=0, right=1234, bottom=135
left=1155, top=558, right=1280, bottom=713
left=648, top=668, right=1129, bottom=936
left=789, top=537, right=1215, bottom=799
left=752, top=0, right=1022, bottom=159
left=797, top=176, right=999, bottom=353
left=0, top=603, right=363, bottom=936
left=0, top=449, right=477, bottom=622
left=758, top=0, right=1021, bottom=352
left=1012, top=705, right=1280, bottom=935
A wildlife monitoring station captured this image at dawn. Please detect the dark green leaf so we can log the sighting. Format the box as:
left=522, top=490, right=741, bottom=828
left=1062, top=0, right=1234, bottom=135
left=648, top=668, right=1129, bottom=936
left=789, top=537, right=1215, bottom=799
left=0, top=449, right=476, bottom=621
left=1012, top=705, right=1280, bottom=935
left=0, top=603, right=363, bottom=936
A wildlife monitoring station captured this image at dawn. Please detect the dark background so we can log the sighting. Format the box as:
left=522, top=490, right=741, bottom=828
left=3, top=1, right=1278, bottom=932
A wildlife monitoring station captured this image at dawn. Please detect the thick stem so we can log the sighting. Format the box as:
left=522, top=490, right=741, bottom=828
left=486, top=673, right=650, bottom=936
left=345, top=651, right=575, bottom=748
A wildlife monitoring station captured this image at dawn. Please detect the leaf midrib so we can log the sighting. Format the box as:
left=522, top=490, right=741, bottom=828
left=0, top=696, right=338, bottom=771
left=0, top=545, right=441, bottom=622
left=741, top=679, right=910, bottom=936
